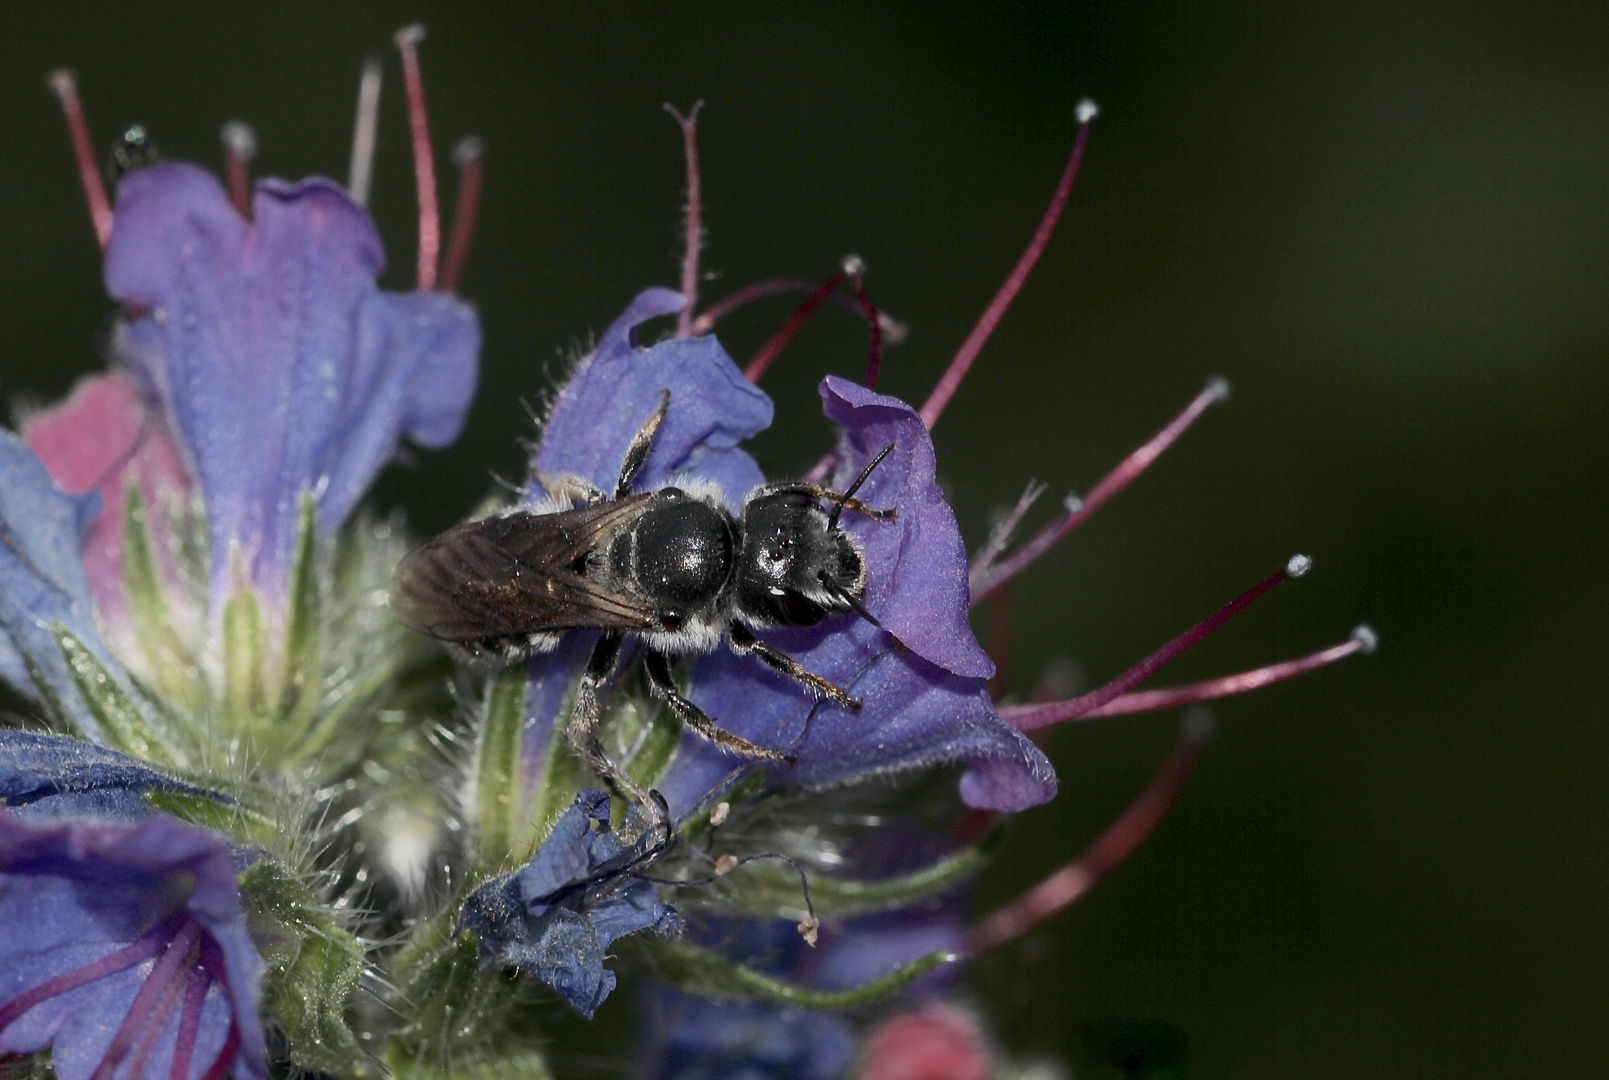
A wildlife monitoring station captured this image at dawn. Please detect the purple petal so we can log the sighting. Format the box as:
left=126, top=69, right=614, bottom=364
left=642, top=987, right=855, bottom=1080
left=0, top=811, right=266, bottom=1080
left=0, top=730, right=232, bottom=821
left=0, top=430, right=124, bottom=740
left=658, top=378, right=1055, bottom=814
left=532, top=288, right=771, bottom=502
left=104, top=162, right=479, bottom=606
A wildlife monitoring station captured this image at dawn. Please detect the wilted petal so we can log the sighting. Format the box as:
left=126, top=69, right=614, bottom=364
left=0, top=811, right=266, bottom=1080
left=661, top=378, right=1055, bottom=814
left=23, top=371, right=192, bottom=640
left=0, top=429, right=125, bottom=740
left=104, top=162, right=479, bottom=606
left=0, top=730, right=229, bottom=822
left=463, top=789, right=678, bottom=1017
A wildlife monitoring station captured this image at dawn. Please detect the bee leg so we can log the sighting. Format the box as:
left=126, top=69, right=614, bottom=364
left=530, top=470, right=608, bottom=505
left=727, top=623, right=863, bottom=711
left=643, top=650, right=797, bottom=764
left=748, top=482, right=896, bottom=520
left=570, top=631, right=649, bottom=801
left=616, top=389, right=672, bottom=497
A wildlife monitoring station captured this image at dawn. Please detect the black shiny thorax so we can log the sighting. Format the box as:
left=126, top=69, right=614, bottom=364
left=606, top=488, right=738, bottom=623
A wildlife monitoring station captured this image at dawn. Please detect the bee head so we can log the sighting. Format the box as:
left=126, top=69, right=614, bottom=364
left=736, top=491, right=866, bottom=628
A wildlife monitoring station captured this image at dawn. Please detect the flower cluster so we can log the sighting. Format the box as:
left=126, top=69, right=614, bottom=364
left=0, top=30, right=1371, bottom=1080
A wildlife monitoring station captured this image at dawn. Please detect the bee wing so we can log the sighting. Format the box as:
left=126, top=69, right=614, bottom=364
left=391, top=495, right=659, bottom=642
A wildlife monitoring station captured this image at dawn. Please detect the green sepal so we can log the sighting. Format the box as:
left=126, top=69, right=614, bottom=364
left=240, top=860, right=371, bottom=1078
left=474, top=664, right=527, bottom=869
left=640, top=939, right=957, bottom=1007
left=516, top=685, right=590, bottom=864
left=120, top=484, right=201, bottom=710
left=144, top=787, right=278, bottom=850
left=624, top=699, right=682, bottom=791
left=278, top=492, right=322, bottom=730
left=721, top=846, right=987, bottom=920
left=387, top=908, right=515, bottom=1064
left=222, top=582, right=266, bottom=734
left=386, top=1046, right=553, bottom=1080
left=51, top=624, right=175, bottom=765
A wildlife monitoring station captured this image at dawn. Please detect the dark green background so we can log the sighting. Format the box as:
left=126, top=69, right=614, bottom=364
left=2, top=2, right=1603, bottom=1075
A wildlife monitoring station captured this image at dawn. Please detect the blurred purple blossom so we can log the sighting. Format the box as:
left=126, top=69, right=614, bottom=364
left=0, top=807, right=265, bottom=1080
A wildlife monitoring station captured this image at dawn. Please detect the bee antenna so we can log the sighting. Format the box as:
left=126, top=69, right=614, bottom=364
left=827, top=442, right=895, bottom=530
left=819, top=570, right=882, bottom=628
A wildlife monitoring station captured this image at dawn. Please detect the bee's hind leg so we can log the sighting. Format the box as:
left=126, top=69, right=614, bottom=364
left=568, top=631, right=649, bottom=801
left=643, top=650, right=796, bottom=764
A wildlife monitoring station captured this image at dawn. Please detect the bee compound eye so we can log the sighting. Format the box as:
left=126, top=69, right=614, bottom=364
left=659, top=610, right=685, bottom=630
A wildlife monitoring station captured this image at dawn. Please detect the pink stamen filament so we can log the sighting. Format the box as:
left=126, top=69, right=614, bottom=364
left=966, top=712, right=1212, bottom=955
left=168, top=966, right=211, bottom=1080
left=220, top=121, right=256, bottom=222
left=665, top=101, right=705, bottom=338
left=1005, top=561, right=1301, bottom=728
left=47, top=69, right=113, bottom=250
left=742, top=271, right=847, bottom=383
left=90, top=917, right=203, bottom=1080
left=1003, top=626, right=1376, bottom=731
left=395, top=24, right=440, bottom=291
left=846, top=261, right=885, bottom=389
left=690, top=278, right=906, bottom=341
left=0, top=915, right=177, bottom=1031
left=440, top=137, right=484, bottom=294
left=969, top=378, right=1228, bottom=606
left=918, top=103, right=1097, bottom=430
left=124, top=941, right=196, bottom=1080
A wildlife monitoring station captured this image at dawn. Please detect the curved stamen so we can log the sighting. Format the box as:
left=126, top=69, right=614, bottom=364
left=219, top=120, right=256, bottom=221
left=665, top=101, right=705, bottom=338
left=842, top=255, right=885, bottom=388
left=1006, top=557, right=1310, bottom=729
left=47, top=69, right=113, bottom=249
left=690, top=278, right=907, bottom=341
left=743, top=269, right=847, bottom=383
left=347, top=52, right=383, bottom=207
left=90, top=917, right=203, bottom=1080
left=969, top=377, right=1229, bottom=606
left=440, top=136, right=484, bottom=294
left=966, top=709, right=1214, bottom=955
left=394, top=24, right=440, bottom=291
left=167, top=966, right=211, bottom=1080
left=0, top=915, right=177, bottom=1031
left=1005, top=624, right=1377, bottom=730
left=918, top=98, right=1098, bottom=431
left=198, top=1020, right=241, bottom=1080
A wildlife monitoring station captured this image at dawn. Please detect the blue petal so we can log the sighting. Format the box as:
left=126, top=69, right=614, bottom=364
left=659, top=378, right=1056, bottom=814
left=0, top=730, right=232, bottom=821
left=463, top=789, right=679, bottom=1017
left=0, top=430, right=122, bottom=740
left=644, top=988, right=855, bottom=1080
left=0, top=811, right=266, bottom=1080
left=531, top=288, right=771, bottom=502
left=104, top=163, right=479, bottom=606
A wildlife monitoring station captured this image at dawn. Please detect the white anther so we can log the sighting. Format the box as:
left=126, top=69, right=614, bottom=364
left=797, top=915, right=820, bottom=947
left=1350, top=624, right=1379, bottom=655
left=709, top=801, right=730, bottom=827
left=47, top=69, right=76, bottom=97
left=394, top=22, right=426, bottom=47
left=1062, top=492, right=1084, bottom=514
left=714, top=854, right=738, bottom=876
left=1181, top=706, right=1218, bottom=743
left=1286, top=553, right=1313, bottom=578
left=1076, top=98, right=1100, bottom=124
left=1204, top=375, right=1231, bottom=403
left=840, top=253, right=866, bottom=277
left=452, top=136, right=486, bottom=166
left=220, top=120, right=258, bottom=161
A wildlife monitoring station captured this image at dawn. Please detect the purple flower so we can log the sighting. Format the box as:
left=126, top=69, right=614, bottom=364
left=104, top=161, right=479, bottom=606
left=0, top=808, right=266, bottom=1080
left=643, top=989, right=854, bottom=1080
left=0, top=730, right=228, bottom=822
left=0, top=427, right=128, bottom=740
left=517, top=290, right=1053, bottom=816
left=462, top=788, right=679, bottom=1018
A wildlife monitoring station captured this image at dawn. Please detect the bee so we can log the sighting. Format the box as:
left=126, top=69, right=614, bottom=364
left=391, top=391, right=894, bottom=787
